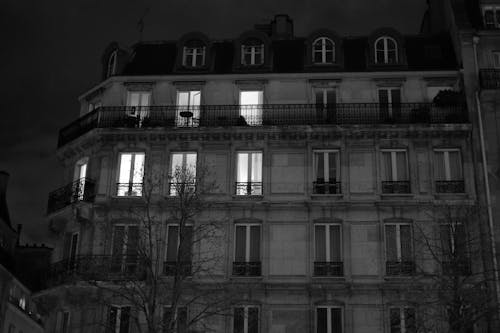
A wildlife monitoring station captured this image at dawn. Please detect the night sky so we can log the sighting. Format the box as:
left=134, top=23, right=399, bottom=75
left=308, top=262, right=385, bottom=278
left=0, top=0, right=427, bottom=244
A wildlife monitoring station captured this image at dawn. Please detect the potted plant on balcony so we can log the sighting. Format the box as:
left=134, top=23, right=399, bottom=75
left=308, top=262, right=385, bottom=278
left=432, top=90, right=466, bottom=123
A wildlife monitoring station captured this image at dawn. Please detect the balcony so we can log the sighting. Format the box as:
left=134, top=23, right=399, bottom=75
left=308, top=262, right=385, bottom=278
left=313, top=261, right=344, bottom=277
left=479, top=69, right=500, bottom=89
left=232, top=261, right=261, bottom=276
left=44, top=255, right=145, bottom=287
left=435, top=180, right=465, bottom=194
left=386, top=261, right=415, bottom=276
left=163, top=261, right=192, bottom=276
left=58, top=103, right=469, bottom=147
left=235, top=182, right=263, bottom=196
left=116, top=182, right=143, bottom=197
left=47, top=178, right=96, bottom=214
left=169, top=182, right=196, bottom=196
left=381, top=181, right=411, bottom=194
left=312, top=181, right=341, bottom=195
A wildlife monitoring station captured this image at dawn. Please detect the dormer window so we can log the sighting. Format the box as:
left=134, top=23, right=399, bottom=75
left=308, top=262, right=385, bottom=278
left=375, top=36, right=398, bottom=64
left=482, top=6, right=500, bottom=29
left=313, top=37, right=335, bottom=64
left=107, top=50, right=117, bottom=78
left=182, top=40, right=206, bottom=67
left=241, top=38, right=264, bottom=66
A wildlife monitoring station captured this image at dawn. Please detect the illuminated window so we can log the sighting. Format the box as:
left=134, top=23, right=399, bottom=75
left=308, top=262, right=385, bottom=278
left=236, top=152, right=262, bottom=196
left=375, top=36, right=398, bottom=64
left=169, top=152, right=197, bottom=196
left=117, top=152, right=145, bottom=196
left=176, top=90, right=200, bottom=127
left=239, top=90, right=263, bottom=126
left=312, top=37, right=335, bottom=64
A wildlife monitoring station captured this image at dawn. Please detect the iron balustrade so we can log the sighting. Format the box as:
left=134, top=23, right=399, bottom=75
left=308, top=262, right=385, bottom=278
left=232, top=261, right=262, bottom=276
left=44, top=255, right=145, bottom=287
left=442, top=260, right=471, bottom=276
left=235, top=182, right=263, bottom=196
left=435, top=180, right=465, bottom=193
left=312, top=181, right=341, bottom=194
left=314, top=261, right=344, bottom=276
left=479, top=69, right=500, bottom=89
left=381, top=180, right=411, bottom=194
left=116, top=182, right=144, bottom=197
left=386, top=261, right=415, bottom=276
left=169, top=182, right=196, bottom=196
left=58, top=103, right=469, bottom=146
left=163, top=261, right=192, bottom=276
left=47, top=178, right=96, bottom=214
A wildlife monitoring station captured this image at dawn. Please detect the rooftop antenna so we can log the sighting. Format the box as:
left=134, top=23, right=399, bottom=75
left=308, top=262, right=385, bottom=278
left=137, top=7, right=150, bottom=42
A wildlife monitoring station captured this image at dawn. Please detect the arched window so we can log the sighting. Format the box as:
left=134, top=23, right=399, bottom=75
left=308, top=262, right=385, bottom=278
left=375, top=36, right=398, bottom=64
left=241, top=38, right=264, bottom=65
left=183, top=40, right=206, bottom=67
left=107, top=50, right=117, bottom=78
left=312, top=37, right=335, bottom=64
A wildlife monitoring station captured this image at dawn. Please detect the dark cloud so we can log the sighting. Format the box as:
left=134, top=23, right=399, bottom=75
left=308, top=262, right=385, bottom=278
left=0, top=0, right=427, bottom=244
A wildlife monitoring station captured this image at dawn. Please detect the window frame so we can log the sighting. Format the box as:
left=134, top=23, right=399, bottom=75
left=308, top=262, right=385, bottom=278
left=169, top=152, right=197, bottom=196
left=116, top=152, right=145, bottom=197
left=312, top=37, right=335, bottom=64
left=182, top=45, right=206, bottom=67
left=313, top=149, right=340, bottom=183
left=165, top=223, right=194, bottom=274
left=241, top=43, right=264, bottom=66
left=233, top=305, right=260, bottom=333
left=384, top=222, right=414, bottom=275
left=389, top=306, right=416, bottom=333
left=374, top=36, right=398, bottom=64
left=107, top=305, right=131, bottom=333
left=235, top=151, right=263, bottom=196
left=176, top=90, right=201, bottom=127
left=163, top=306, right=188, bottom=333
left=493, top=51, right=500, bottom=68
left=433, top=148, right=463, bottom=181
left=482, top=5, right=500, bottom=29
left=314, top=223, right=343, bottom=262
left=60, top=310, right=70, bottom=333
left=315, top=306, right=343, bottom=333
left=110, top=224, right=140, bottom=273
left=380, top=149, right=409, bottom=181
left=234, top=223, right=261, bottom=263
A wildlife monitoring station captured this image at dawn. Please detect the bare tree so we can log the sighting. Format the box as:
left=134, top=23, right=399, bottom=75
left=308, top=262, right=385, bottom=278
left=408, top=203, right=499, bottom=333
left=85, top=163, right=235, bottom=333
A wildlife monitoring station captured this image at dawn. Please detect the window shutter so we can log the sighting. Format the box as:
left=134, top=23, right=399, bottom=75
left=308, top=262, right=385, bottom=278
left=330, top=226, right=342, bottom=262
left=249, top=226, right=260, bottom=262
left=167, top=226, right=179, bottom=261
left=400, top=225, right=412, bottom=261
left=315, top=225, right=326, bottom=261
left=234, top=308, right=245, bottom=333
left=331, top=308, right=342, bottom=333
left=235, top=226, right=246, bottom=261
left=317, top=308, right=327, bottom=333
left=385, top=225, right=398, bottom=261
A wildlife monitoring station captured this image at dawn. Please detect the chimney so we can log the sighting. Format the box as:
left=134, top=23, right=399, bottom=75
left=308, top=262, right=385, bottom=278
left=0, top=171, right=12, bottom=228
left=271, top=14, right=294, bottom=40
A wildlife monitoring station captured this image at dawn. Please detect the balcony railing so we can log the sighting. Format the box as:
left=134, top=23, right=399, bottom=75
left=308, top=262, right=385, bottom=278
left=44, top=255, right=145, bottom=287
left=312, top=181, right=341, bottom=194
left=117, top=182, right=143, bottom=197
left=232, top=261, right=261, bottom=276
left=58, top=103, right=469, bottom=146
left=163, top=261, right=192, bottom=276
left=8, top=296, right=44, bottom=327
left=47, top=178, right=96, bottom=214
left=442, top=260, right=471, bottom=276
left=314, top=261, right=344, bottom=277
left=381, top=180, right=411, bottom=194
left=169, top=182, right=196, bottom=196
left=435, top=180, right=465, bottom=194
left=386, top=261, right=415, bottom=276
left=480, top=69, right=500, bottom=89
left=235, top=182, right=263, bottom=196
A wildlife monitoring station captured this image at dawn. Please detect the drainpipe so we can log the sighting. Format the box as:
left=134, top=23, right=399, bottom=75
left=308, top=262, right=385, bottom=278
left=472, top=35, right=500, bottom=317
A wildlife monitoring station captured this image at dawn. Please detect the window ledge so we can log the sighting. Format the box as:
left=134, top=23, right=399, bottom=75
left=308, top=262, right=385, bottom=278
left=380, top=193, right=414, bottom=198
left=311, top=276, right=346, bottom=280
left=230, top=276, right=264, bottom=281
left=232, top=195, right=264, bottom=200
left=433, top=193, right=468, bottom=199
left=311, top=194, right=343, bottom=199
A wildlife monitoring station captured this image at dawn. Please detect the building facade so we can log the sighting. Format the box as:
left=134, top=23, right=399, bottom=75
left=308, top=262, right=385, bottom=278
left=38, top=15, right=485, bottom=333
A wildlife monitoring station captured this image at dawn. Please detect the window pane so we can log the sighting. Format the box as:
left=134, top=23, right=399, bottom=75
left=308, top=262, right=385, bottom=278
left=440, top=224, right=452, bottom=258
left=179, top=226, right=193, bottom=262
left=237, top=153, right=249, bottom=183
left=186, top=153, right=197, bottom=178
left=128, top=92, right=140, bottom=107
left=167, top=226, right=179, bottom=261
left=379, top=89, right=389, bottom=104
left=171, top=153, right=184, bottom=177
left=315, top=90, right=325, bottom=106
left=250, top=225, right=260, bottom=262
left=177, top=307, right=187, bottom=333
left=455, top=224, right=467, bottom=259
left=234, top=308, right=244, bottom=333
left=190, top=91, right=201, bottom=106
left=330, top=225, right=341, bottom=261
left=391, top=89, right=401, bottom=104
left=434, top=151, right=446, bottom=180
left=248, top=307, right=259, bottom=333
left=315, top=153, right=325, bottom=181
left=448, top=151, right=462, bottom=180
left=251, top=153, right=262, bottom=182
left=396, top=152, right=407, bottom=180
left=119, top=307, right=130, bottom=333
left=112, top=226, right=125, bottom=256
left=235, top=226, right=246, bottom=261
left=108, top=307, right=117, bottom=333
left=381, top=152, right=392, bottom=181
left=331, top=308, right=342, bottom=333
left=385, top=225, right=398, bottom=261
left=390, top=308, right=401, bottom=333
left=132, top=153, right=145, bottom=184
left=177, top=92, right=189, bottom=106
left=315, top=225, right=326, bottom=261
left=328, top=152, right=337, bottom=181
left=404, top=308, right=416, bottom=332
left=317, top=308, right=327, bottom=333
left=119, top=154, right=132, bottom=184
left=126, top=226, right=139, bottom=256
left=400, top=225, right=412, bottom=260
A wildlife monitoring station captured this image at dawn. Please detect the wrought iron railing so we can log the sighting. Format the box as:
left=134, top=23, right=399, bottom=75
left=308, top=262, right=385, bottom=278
left=435, top=180, right=465, bottom=193
left=381, top=180, right=411, bottom=194
left=442, top=260, right=471, bottom=276
left=232, top=261, right=262, bottom=276
left=312, top=181, right=341, bottom=194
left=44, top=255, right=145, bottom=287
left=314, top=261, right=344, bottom=276
left=479, top=69, right=500, bottom=89
left=163, top=261, right=192, bottom=276
left=168, top=182, right=196, bottom=196
left=58, top=103, right=469, bottom=146
left=235, top=182, right=263, bottom=196
left=8, top=296, right=44, bottom=327
left=47, top=178, right=96, bottom=214
left=386, top=261, right=415, bottom=276
left=116, top=182, right=143, bottom=197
